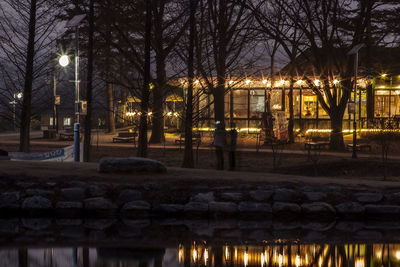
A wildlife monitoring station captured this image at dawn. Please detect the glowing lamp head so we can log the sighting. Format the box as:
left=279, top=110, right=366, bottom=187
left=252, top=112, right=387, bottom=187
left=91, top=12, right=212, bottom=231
left=333, top=79, right=339, bottom=85
left=314, top=79, right=321, bottom=86
left=381, top=73, right=388, bottom=78
left=262, top=79, right=268, bottom=84
left=59, top=55, right=70, bottom=67
left=16, top=92, right=22, bottom=99
left=245, top=79, right=251, bottom=85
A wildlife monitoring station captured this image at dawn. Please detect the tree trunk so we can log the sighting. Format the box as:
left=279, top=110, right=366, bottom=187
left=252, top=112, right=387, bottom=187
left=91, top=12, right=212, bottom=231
left=18, top=248, right=27, bottom=267
left=288, top=77, right=294, bottom=143
left=106, top=77, right=116, bottom=133
left=329, top=111, right=345, bottom=150
left=137, top=0, right=152, bottom=157
left=149, top=58, right=165, bottom=143
left=83, top=0, right=94, bottom=162
left=213, top=82, right=225, bottom=126
left=19, top=0, right=37, bottom=153
left=182, top=0, right=197, bottom=168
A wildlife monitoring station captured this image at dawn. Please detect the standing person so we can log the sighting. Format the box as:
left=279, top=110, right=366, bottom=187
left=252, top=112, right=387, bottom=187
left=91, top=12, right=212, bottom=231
left=228, top=125, right=238, bottom=171
left=213, top=121, right=226, bottom=170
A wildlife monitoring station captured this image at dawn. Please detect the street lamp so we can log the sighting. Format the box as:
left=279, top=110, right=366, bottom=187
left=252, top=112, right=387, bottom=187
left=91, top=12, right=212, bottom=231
left=58, top=55, right=69, bottom=67
left=347, top=43, right=365, bottom=159
left=65, top=14, right=86, bottom=162
left=9, top=92, right=22, bottom=131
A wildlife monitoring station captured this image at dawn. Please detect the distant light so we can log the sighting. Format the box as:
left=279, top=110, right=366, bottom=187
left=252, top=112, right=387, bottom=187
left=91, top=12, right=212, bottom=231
left=194, top=79, right=199, bottom=84
left=396, top=251, right=400, bottom=260
left=245, top=79, right=251, bottom=85
left=296, top=80, right=304, bottom=85
left=314, top=79, right=321, bottom=86
left=262, top=79, right=268, bottom=84
left=229, top=80, right=234, bottom=85
left=381, top=73, right=388, bottom=78
left=333, top=79, right=339, bottom=85
left=59, top=55, right=69, bottom=67
left=16, top=92, right=22, bottom=99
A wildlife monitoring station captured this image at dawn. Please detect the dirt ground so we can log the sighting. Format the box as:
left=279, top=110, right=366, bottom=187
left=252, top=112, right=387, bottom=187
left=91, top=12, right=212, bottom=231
left=1, top=140, right=399, bottom=181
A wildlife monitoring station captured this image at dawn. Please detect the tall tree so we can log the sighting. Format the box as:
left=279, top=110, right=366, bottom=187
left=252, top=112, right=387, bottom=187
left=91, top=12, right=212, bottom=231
left=83, top=0, right=94, bottom=162
left=182, top=0, right=198, bottom=168
left=195, top=0, right=255, bottom=130
left=137, top=0, right=152, bottom=157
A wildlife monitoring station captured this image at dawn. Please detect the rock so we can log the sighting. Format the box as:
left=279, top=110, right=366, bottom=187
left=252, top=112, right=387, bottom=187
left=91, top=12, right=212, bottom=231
left=158, top=204, right=184, bottom=213
left=300, top=186, right=315, bottom=192
left=84, top=198, right=116, bottom=210
left=118, top=189, right=142, bottom=204
left=273, top=189, right=297, bottom=202
left=22, top=196, right=52, bottom=209
left=323, top=185, right=342, bottom=192
left=272, top=202, right=301, bottom=214
left=238, top=220, right=272, bottom=229
left=0, top=192, right=20, bottom=209
left=0, top=219, right=19, bottom=233
left=257, top=185, right=276, bottom=190
left=335, top=202, right=365, bottom=216
left=301, top=221, right=335, bottom=231
left=304, top=192, right=327, bottom=202
left=16, top=182, right=36, bottom=189
left=26, top=189, right=54, bottom=196
left=22, top=218, right=51, bottom=230
left=249, top=190, right=273, bottom=201
left=121, top=201, right=151, bottom=216
left=88, top=185, right=106, bottom=197
left=209, top=202, right=237, bottom=214
left=56, top=201, right=83, bottom=209
left=355, top=193, right=383, bottom=203
left=365, top=205, right=400, bottom=216
left=98, top=157, right=167, bottom=173
left=61, top=187, right=85, bottom=200
left=220, top=192, right=243, bottom=201
left=301, top=202, right=336, bottom=218
left=56, top=219, right=82, bottom=226
left=85, top=219, right=116, bottom=230
left=238, top=202, right=272, bottom=213
left=355, top=230, right=383, bottom=240
left=184, top=202, right=208, bottom=213
left=335, top=221, right=364, bottom=232
left=68, top=181, right=87, bottom=188
left=191, top=192, right=214, bottom=203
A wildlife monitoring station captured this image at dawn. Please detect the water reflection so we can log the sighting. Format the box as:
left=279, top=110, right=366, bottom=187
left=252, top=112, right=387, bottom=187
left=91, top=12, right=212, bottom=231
left=4, top=243, right=400, bottom=266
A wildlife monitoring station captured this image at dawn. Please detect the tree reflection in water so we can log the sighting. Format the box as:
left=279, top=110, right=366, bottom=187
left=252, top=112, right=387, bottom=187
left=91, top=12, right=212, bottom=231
left=4, top=242, right=400, bottom=266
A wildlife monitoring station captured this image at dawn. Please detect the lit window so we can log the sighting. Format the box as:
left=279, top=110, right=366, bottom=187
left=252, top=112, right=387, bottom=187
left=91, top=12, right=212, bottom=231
left=63, top=117, right=71, bottom=126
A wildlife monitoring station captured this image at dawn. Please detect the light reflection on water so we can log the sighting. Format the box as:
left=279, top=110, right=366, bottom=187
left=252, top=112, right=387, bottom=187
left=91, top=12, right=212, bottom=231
left=2, top=243, right=400, bottom=266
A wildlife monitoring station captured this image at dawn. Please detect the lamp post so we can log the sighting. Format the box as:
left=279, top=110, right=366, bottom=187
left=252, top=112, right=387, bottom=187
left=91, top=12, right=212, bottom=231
left=347, top=43, right=365, bottom=159
left=65, top=14, right=86, bottom=162
left=10, top=92, right=22, bottom=131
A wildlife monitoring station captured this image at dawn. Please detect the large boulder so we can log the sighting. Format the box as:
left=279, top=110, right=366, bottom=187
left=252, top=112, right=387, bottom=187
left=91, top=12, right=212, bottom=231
left=98, top=157, right=167, bottom=173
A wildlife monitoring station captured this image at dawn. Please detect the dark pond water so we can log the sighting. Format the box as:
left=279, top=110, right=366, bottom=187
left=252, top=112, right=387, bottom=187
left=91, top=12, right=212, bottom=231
left=4, top=243, right=400, bottom=266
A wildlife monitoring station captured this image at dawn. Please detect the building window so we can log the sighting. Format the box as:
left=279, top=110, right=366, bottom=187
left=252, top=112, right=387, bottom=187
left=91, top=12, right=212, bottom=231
left=49, top=117, right=53, bottom=126
left=63, top=117, right=71, bottom=126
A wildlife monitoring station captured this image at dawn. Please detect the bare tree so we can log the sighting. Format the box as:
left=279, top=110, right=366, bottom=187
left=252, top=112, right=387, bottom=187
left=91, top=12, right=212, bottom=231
left=0, top=0, right=63, bottom=152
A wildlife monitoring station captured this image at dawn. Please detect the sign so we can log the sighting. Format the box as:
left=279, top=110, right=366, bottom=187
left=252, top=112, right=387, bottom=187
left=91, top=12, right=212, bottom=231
left=9, top=145, right=75, bottom=162
left=55, top=95, right=61, bottom=105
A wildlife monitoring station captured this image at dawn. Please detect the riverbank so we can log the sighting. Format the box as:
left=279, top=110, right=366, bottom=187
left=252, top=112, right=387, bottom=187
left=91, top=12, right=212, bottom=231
left=1, top=161, right=400, bottom=221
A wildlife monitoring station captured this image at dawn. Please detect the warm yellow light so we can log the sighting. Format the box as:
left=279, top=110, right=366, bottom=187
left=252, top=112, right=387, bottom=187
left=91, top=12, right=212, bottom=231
left=194, top=79, right=199, bottom=84
left=178, top=245, right=184, bottom=263
left=295, top=255, right=300, bottom=267
left=381, top=73, right=388, bottom=78
left=314, top=79, right=321, bottom=86
left=193, top=249, right=197, bottom=262
left=58, top=55, right=69, bottom=67
left=333, top=79, right=339, bottom=85
left=261, top=252, right=265, bottom=267
left=396, top=251, right=400, bottom=260
left=244, top=251, right=248, bottom=267
left=245, top=79, right=251, bottom=85
left=296, top=80, right=304, bottom=85
left=229, top=80, right=234, bottom=85
left=148, top=112, right=152, bottom=116
left=262, top=79, right=268, bottom=84
left=174, top=112, right=179, bottom=117
left=279, top=254, right=283, bottom=267
left=355, top=258, right=365, bottom=267
left=204, top=249, right=209, bottom=265
left=225, top=246, right=229, bottom=260
left=16, top=92, right=22, bottom=99
left=167, top=111, right=172, bottom=116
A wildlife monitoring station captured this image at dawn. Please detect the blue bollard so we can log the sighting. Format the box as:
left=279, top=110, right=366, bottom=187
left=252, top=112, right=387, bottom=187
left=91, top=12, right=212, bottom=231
left=74, top=123, right=80, bottom=162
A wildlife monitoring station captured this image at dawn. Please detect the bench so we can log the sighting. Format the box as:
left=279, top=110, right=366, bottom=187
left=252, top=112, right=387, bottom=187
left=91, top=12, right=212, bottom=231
left=347, top=139, right=371, bottom=152
left=175, top=132, right=202, bottom=147
left=113, top=131, right=138, bottom=146
left=304, top=137, right=330, bottom=159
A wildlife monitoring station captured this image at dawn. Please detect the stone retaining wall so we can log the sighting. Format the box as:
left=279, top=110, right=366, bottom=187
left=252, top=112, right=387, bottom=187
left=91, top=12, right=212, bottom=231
left=0, top=178, right=400, bottom=220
